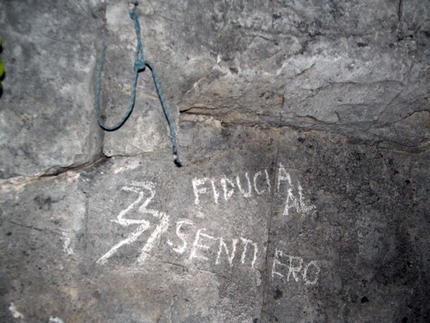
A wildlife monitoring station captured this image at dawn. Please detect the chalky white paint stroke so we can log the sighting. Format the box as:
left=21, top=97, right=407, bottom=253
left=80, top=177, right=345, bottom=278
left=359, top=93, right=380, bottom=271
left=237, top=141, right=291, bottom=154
left=192, top=167, right=316, bottom=214
left=192, top=178, right=209, bottom=205
left=277, top=163, right=293, bottom=191
left=216, top=237, right=238, bottom=266
left=188, top=226, right=258, bottom=267
left=137, top=212, right=169, bottom=263
left=211, top=179, right=219, bottom=205
left=97, top=181, right=169, bottom=265
left=62, top=231, right=74, bottom=255
left=9, top=302, right=24, bottom=319
left=189, top=229, right=217, bottom=261
left=277, top=163, right=316, bottom=216
left=192, top=170, right=272, bottom=205
left=236, top=172, right=252, bottom=197
left=302, top=261, right=321, bottom=285
left=221, top=176, right=235, bottom=201
left=240, top=237, right=258, bottom=268
left=272, top=248, right=320, bottom=285
left=167, top=219, right=194, bottom=254
left=49, top=316, right=65, bottom=323
left=253, top=170, right=271, bottom=195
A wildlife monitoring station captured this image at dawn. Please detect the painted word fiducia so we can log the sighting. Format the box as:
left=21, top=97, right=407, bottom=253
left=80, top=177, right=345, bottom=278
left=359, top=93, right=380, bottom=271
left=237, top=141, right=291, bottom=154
left=192, top=170, right=271, bottom=205
left=192, top=163, right=315, bottom=216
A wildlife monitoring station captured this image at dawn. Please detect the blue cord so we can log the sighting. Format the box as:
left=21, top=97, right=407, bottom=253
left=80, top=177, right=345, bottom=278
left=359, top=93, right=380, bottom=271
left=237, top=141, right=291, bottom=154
left=95, top=2, right=181, bottom=166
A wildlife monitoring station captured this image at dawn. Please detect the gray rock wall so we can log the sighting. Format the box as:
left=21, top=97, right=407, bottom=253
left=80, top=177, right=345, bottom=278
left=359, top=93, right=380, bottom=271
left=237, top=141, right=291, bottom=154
left=0, top=0, right=429, bottom=322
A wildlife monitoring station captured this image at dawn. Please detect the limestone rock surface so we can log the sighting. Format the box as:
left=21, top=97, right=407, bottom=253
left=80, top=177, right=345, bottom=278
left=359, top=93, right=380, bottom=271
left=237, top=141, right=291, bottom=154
left=1, top=0, right=429, bottom=178
left=1, top=123, right=429, bottom=322
left=0, top=0, right=106, bottom=178
left=0, top=0, right=429, bottom=322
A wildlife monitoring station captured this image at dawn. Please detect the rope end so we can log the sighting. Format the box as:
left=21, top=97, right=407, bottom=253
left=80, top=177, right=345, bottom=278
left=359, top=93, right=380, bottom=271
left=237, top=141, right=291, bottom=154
left=129, top=1, right=139, bottom=18
left=174, top=155, right=182, bottom=167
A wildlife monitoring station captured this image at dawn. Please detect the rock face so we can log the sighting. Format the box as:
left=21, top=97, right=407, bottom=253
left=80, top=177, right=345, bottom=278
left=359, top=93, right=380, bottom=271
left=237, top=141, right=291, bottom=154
left=0, top=0, right=429, bottom=322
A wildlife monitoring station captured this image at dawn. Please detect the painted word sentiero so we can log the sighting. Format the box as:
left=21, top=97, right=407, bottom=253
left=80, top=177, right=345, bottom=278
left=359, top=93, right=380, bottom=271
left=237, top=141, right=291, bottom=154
left=166, top=220, right=320, bottom=285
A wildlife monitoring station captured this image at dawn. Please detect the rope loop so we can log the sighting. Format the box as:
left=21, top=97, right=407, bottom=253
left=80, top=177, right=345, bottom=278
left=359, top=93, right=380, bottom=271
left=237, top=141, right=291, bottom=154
left=95, top=1, right=181, bottom=166
left=135, top=60, right=146, bottom=72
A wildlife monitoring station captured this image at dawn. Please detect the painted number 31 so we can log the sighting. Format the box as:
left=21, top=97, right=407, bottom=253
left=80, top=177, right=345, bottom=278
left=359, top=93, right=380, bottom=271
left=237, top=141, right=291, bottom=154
left=96, top=182, right=169, bottom=265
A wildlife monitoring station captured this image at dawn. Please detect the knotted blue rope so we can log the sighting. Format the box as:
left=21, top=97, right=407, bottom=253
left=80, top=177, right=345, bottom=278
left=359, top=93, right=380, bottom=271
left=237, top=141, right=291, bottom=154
left=95, top=2, right=181, bottom=166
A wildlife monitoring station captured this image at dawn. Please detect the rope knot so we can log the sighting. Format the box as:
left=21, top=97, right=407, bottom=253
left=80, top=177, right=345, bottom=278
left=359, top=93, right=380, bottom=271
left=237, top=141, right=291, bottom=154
left=95, top=0, right=181, bottom=166
left=135, top=59, right=146, bottom=72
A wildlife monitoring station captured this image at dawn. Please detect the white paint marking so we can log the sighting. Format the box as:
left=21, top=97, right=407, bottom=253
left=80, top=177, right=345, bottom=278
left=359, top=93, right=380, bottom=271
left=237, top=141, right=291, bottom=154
left=62, top=231, right=74, bottom=255
left=196, top=210, right=206, bottom=218
left=49, top=316, right=65, bottom=323
left=298, top=182, right=316, bottom=214
left=277, top=165, right=316, bottom=216
left=272, top=248, right=285, bottom=278
left=277, top=163, right=292, bottom=191
left=189, top=229, right=217, bottom=261
left=97, top=181, right=168, bottom=265
left=210, top=178, right=219, bottom=204
left=113, top=186, right=149, bottom=226
left=221, top=176, right=235, bottom=201
left=192, top=169, right=272, bottom=206
left=283, top=182, right=315, bottom=216
left=216, top=237, right=238, bottom=266
left=171, top=220, right=194, bottom=254
left=272, top=249, right=320, bottom=285
left=240, top=237, right=258, bottom=268
left=236, top=172, right=252, bottom=198
left=192, top=178, right=208, bottom=205
left=9, top=302, right=24, bottom=319
left=287, top=255, right=303, bottom=282
left=135, top=182, right=158, bottom=214
left=303, top=261, right=321, bottom=285
left=97, top=222, right=150, bottom=265
left=253, top=171, right=265, bottom=195
left=265, top=169, right=271, bottom=193
left=137, top=212, right=170, bottom=263
left=283, top=188, right=298, bottom=216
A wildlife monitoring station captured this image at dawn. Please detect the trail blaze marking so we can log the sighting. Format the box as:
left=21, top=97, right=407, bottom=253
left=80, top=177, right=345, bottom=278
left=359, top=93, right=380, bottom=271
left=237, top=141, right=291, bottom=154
left=97, top=181, right=169, bottom=265
left=96, top=164, right=321, bottom=286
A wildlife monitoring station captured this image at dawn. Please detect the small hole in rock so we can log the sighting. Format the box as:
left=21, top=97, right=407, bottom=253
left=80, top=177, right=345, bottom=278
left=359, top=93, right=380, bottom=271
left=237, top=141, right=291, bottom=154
left=274, top=288, right=283, bottom=300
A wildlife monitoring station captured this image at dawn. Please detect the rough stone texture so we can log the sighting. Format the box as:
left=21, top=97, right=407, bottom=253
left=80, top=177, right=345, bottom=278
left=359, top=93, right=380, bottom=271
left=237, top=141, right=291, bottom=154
left=1, top=123, right=429, bottom=322
left=0, top=0, right=106, bottom=178
left=127, top=0, right=430, bottom=148
left=263, top=130, right=430, bottom=322
left=1, top=0, right=429, bottom=178
left=0, top=0, right=429, bottom=322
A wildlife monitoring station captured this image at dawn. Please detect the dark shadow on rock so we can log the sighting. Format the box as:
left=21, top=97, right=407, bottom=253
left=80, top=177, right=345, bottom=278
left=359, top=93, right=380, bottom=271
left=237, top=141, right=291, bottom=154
left=0, top=42, right=3, bottom=99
